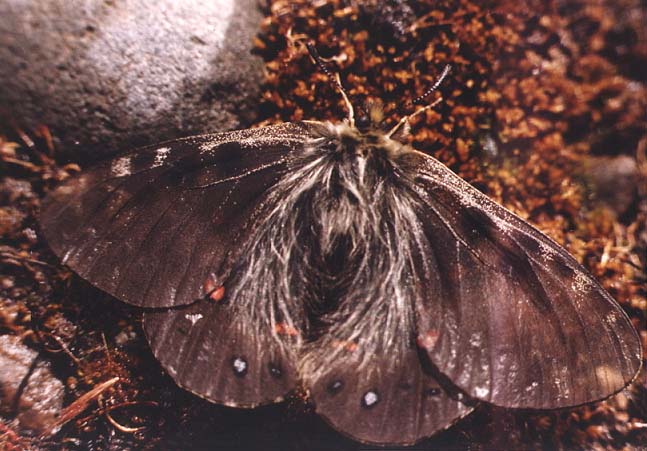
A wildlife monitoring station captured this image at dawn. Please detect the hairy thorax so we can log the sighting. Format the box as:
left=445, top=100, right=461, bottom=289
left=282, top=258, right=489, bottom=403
left=220, top=120, right=426, bottom=373
left=313, top=121, right=415, bottom=161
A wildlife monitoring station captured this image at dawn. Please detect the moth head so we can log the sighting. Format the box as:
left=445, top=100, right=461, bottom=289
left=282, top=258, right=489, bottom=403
left=306, top=43, right=452, bottom=147
left=356, top=99, right=385, bottom=134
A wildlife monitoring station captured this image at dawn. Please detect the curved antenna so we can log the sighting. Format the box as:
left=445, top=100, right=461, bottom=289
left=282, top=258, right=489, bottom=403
left=306, top=42, right=355, bottom=127
left=386, top=64, right=452, bottom=139
left=411, top=64, right=452, bottom=106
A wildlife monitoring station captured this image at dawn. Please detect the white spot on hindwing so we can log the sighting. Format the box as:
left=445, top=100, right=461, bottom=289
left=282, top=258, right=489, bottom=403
left=111, top=156, right=132, bottom=177
left=362, top=390, right=379, bottom=408
left=232, top=357, right=248, bottom=377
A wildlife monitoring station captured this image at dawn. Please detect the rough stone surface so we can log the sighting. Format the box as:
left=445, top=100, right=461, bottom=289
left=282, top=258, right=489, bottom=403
left=0, top=335, right=64, bottom=435
left=0, top=0, right=263, bottom=160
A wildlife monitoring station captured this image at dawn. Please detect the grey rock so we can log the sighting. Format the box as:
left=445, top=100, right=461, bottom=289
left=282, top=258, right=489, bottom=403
left=0, top=335, right=64, bottom=435
left=0, top=0, right=263, bottom=159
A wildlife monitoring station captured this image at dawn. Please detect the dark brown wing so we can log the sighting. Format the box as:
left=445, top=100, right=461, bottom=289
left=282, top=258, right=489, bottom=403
left=40, top=122, right=316, bottom=308
left=307, top=346, right=472, bottom=445
left=143, top=298, right=299, bottom=407
left=410, top=151, right=641, bottom=409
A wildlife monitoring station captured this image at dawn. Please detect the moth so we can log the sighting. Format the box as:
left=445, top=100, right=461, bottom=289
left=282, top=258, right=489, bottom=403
left=40, top=49, right=641, bottom=445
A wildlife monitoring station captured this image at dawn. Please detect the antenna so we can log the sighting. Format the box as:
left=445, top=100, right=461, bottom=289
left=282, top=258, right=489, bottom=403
left=411, top=64, right=452, bottom=105
left=306, top=43, right=355, bottom=127
left=386, top=64, right=452, bottom=139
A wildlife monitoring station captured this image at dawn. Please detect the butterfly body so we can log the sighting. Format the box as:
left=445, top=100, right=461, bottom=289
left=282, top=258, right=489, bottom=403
left=41, top=118, right=641, bottom=445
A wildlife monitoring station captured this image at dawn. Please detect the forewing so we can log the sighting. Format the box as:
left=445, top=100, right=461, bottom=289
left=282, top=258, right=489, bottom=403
left=411, top=152, right=641, bottom=409
left=40, top=123, right=316, bottom=308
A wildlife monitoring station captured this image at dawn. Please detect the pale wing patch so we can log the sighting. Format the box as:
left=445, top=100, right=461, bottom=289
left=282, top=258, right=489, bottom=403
left=153, top=146, right=171, bottom=167
left=185, top=313, right=203, bottom=325
left=110, top=156, right=132, bottom=177
left=199, top=141, right=216, bottom=154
